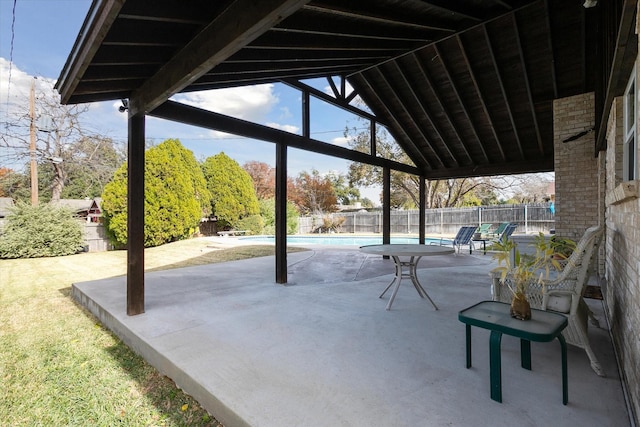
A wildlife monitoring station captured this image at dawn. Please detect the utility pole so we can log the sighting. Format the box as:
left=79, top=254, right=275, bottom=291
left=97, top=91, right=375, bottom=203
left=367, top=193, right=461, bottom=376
left=29, top=78, right=38, bottom=205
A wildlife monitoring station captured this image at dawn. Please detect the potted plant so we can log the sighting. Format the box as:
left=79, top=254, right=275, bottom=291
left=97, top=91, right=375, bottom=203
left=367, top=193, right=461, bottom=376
left=491, top=233, right=566, bottom=320
left=549, top=235, right=577, bottom=260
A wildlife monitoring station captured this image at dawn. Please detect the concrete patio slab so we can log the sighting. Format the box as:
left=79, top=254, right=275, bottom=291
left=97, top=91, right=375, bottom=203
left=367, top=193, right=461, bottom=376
left=73, top=247, right=631, bottom=426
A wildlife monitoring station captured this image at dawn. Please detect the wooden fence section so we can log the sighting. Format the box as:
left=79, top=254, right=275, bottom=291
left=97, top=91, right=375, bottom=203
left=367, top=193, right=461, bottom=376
left=84, top=223, right=112, bottom=252
left=298, top=203, right=555, bottom=236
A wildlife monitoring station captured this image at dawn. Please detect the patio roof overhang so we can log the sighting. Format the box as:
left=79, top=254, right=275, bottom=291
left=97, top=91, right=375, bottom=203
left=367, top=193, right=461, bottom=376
left=56, top=0, right=636, bottom=178
left=55, top=0, right=638, bottom=314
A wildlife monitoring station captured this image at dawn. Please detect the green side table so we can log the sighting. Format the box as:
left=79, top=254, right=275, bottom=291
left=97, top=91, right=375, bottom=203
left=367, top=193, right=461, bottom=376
left=458, top=300, right=569, bottom=404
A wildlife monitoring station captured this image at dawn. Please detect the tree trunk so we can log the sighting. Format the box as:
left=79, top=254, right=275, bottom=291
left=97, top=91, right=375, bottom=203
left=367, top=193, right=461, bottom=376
left=50, top=163, right=66, bottom=202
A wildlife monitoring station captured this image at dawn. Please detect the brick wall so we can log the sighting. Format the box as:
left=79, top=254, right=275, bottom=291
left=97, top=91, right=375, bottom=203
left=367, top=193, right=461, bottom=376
left=553, top=93, right=601, bottom=240
left=603, top=52, right=640, bottom=422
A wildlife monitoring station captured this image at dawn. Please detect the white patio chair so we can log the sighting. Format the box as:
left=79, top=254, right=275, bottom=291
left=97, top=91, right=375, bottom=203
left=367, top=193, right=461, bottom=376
left=491, top=225, right=605, bottom=375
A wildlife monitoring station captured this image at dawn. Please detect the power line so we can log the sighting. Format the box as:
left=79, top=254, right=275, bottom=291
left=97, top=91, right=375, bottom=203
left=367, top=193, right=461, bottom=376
left=4, top=0, right=18, bottom=129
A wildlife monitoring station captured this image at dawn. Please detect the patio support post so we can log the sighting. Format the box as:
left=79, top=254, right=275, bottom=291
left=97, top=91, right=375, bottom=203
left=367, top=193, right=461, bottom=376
left=383, top=166, right=391, bottom=251
left=127, top=110, right=145, bottom=315
left=275, top=142, right=287, bottom=283
left=419, top=176, right=426, bottom=244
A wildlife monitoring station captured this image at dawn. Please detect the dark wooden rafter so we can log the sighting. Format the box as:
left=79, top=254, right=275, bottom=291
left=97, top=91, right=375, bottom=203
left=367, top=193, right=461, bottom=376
left=543, top=0, right=558, bottom=98
left=411, top=53, right=475, bottom=164
left=150, top=100, right=421, bottom=175
left=347, top=1, right=537, bottom=79
left=432, top=44, right=489, bottom=164
left=281, top=78, right=382, bottom=124
left=128, top=0, right=311, bottom=115
left=57, top=0, right=608, bottom=181
left=302, top=3, right=458, bottom=33
left=375, top=65, right=449, bottom=168
left=389, top=61, right=461, bottom=167
left=424, top=157, right=553, bottom=180
left=512, top=13, right=543, bottom=156
left=272, top=17, right=433, bottom=43
left=595, top=0, right=639, bottom=151
left=482, top=24, right=525, bottom=160
left=370, top=120, right=377, bottom=157
left=350, top=75, right=432, bottom=170
left=327, top=76, right=340, bottom=98
left=302, top=90, right=310, bottom=138
left=57, top=0, right=126, bottom=104
left=456, top=34, right=506, bottom=162
left=416, top=1, right=482, bottom=22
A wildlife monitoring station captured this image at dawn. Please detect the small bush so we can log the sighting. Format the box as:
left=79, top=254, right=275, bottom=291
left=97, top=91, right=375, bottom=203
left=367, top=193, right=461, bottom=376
left=0, top=202, right=85, bottom=258
left=234, top=214, right=264, bottom=235
left=259, top=198, right=299, bottom=235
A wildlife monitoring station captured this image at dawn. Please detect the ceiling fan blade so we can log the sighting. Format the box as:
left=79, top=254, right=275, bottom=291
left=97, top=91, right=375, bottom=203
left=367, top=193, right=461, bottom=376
left=562, top=127, right=594, bottom=143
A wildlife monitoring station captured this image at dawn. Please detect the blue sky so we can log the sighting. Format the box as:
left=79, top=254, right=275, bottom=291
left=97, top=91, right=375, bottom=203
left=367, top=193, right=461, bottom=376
left=0, top=0, right=382, bottom=201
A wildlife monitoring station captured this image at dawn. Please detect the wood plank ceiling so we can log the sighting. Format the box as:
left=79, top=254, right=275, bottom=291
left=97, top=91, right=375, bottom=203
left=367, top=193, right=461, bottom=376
left=57, top=0, right=600, bottom=180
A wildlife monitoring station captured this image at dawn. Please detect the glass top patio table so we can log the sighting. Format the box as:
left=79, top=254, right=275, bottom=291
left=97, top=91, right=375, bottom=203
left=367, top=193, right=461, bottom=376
left=359, top=244, right=455, bottom=310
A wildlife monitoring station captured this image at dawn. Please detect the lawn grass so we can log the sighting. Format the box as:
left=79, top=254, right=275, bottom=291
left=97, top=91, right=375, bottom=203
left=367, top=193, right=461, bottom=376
left=0, top=238, right=307, bottom=426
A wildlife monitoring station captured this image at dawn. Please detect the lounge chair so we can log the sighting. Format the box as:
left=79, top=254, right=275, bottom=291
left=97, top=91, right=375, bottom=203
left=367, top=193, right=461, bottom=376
left=492, top=225, right=605, bottom=375
left=487, top=222, right=510, bottom=238
left=476, top=223, right=493, bottom=237
left=433, top=226, right=477, bottom=254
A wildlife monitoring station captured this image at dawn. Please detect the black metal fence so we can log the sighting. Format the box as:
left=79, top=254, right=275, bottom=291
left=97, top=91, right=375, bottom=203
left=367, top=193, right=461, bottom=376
left=298, top=203, right=554, bottom=236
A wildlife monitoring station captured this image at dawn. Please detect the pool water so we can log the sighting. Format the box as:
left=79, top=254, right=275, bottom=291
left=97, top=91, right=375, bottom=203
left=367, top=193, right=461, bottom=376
left=239, top=235, right=449, bottom=246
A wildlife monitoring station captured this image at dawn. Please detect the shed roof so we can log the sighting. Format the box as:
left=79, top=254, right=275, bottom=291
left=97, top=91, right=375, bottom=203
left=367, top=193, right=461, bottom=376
left=55, top=0, right=637, bottom=179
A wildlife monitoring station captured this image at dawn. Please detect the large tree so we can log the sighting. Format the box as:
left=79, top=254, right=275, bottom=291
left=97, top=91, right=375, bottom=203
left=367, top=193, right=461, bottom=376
left=290, top=169, right=338, bottom=214
left=0, top=79, right=111, bottom=202
left=37, top=136, right=124, bottom=200
left=243, top=160, right=275, bottom=200
left=0, top=168, right=30, bottom=201
left=101, top=139, right=210, bottom=247
left=202, top=152, right=259, bottom=229
left=346, top=125, right=509, bottom=208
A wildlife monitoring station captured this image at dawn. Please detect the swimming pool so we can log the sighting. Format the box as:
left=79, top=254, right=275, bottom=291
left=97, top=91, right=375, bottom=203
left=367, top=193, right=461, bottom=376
left=239, top=235, right=449, bottom=246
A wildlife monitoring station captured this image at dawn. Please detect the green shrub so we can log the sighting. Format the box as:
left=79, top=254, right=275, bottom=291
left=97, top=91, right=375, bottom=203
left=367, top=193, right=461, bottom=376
left=234, top=214, right=264, bottom=235
left=101, top=139, right=210, bottom=247
left=202, top=153, right=259, bottom=229
left=0, top=202, right=85, bottom=258
left=259, top=198, right=299, bottom=235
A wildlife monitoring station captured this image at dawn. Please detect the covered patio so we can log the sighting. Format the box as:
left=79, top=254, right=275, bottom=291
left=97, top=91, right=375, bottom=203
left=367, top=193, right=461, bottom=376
left=56, top=0, right=640, bottom=425
left=73, top=245, right=629, bottom=426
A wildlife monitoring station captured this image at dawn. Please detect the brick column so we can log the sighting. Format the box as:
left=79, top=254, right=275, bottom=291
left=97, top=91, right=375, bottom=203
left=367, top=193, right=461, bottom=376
left=553, top=92, right=600, bottom=240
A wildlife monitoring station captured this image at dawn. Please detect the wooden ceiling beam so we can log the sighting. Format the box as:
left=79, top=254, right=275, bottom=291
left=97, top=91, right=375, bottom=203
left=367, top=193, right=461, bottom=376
left=390, top=60, right=461, bottom=167
left=595, top=0, right=639, bottom=151
left=482, top=24, right=525, bottom=160
left=432, top=44, right=489, bottom=164
left=347, top=1, right=537, bottom=79
left=302, top=4, right=457, bottom=33
left=412, top=53, right=475, bottom=164
left=128, top=0, right=311, bottom=115
left=150, top=100, right=421, bottom=176
left=56, top=0, right=126, bottom=103
left=456, top=34, right=506, bottom=162
left=543, top=0, right=558, bottom=98
left=417, top=1, right=482, bottom=22
left=512, top=14, right=544, bottom=156
left=376, top=65, right=450, bottom=168
left=350, top=74, right=433, bottom=170
left=423, top=157, right=553, bottom=180
left=281, top=78, right=383, bottom=125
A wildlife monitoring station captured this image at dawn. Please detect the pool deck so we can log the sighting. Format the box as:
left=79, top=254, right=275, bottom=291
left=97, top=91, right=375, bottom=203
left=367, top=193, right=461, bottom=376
left=72, top=239, right=632, bottom=427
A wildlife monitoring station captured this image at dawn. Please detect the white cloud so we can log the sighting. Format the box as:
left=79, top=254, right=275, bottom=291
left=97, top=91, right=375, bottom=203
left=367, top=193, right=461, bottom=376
left=0, top=58, right=58, bottom=121
left=331, top=136, right=349, bottom=146
left=175, top=84, right=278, bottom=123
left=265, top=122, right=300, bottom=134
